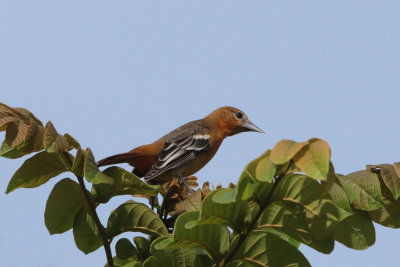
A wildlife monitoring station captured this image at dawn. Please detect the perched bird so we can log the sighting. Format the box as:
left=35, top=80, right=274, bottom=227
left=97, top=106, right=264, bottom=191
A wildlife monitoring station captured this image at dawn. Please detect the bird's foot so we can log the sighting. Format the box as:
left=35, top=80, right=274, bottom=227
left=178, top=176, right=195, bottom=194
left=187, top=188, right=195, bottom=195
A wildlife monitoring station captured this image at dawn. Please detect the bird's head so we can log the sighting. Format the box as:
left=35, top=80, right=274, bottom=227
left=206, top=106, right=264, bottom=137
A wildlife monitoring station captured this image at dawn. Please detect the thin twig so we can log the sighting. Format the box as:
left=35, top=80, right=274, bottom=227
left=63, top=152, right=114, bottom=267
left=77, top=175, right=114, bottom=267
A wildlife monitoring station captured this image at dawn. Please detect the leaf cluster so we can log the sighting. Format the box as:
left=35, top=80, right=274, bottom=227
left=3, top=103, right=400, bottom=267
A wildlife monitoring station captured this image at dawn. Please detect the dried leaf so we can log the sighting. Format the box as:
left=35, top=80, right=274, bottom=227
left=173, top=189, right=203, bottom=214
left=202, top=181, right=212, bottom=197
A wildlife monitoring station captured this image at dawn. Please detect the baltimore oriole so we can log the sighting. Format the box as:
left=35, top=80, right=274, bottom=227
left=97, top=106, right=264, bottom=191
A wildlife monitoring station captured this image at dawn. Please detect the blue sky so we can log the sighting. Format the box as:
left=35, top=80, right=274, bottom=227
left=1, top=1, right=400, bottom=266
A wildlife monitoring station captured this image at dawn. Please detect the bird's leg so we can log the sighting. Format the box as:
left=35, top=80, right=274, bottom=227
left=178, top=175, right=194, bottom=194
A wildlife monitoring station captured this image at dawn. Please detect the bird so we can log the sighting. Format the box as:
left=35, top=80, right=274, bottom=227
left=97, top=106, right=264, bottom=192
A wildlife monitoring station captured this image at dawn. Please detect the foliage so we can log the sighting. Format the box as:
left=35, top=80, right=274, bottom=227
left=2, top=102, right=400, bottom=267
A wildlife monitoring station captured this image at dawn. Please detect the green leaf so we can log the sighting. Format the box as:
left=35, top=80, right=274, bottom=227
left=86, top=211, right=99, bottom=235
left=337, top=175, right=357, bottom=203
left=107, top=201, right=168, bottom=238
left=200, top=189, right=254, bottom=232
left=6, top=151, right=69, bottom=193
left=344, top=170, right=384, bottom=211
left=251, top=180, right=274, bottom=205
left=43, top=121, right=69, bottom=153
left=133, top=236, right=150, bottom=260
left=73, top=207, right=102, bottom=254
left=71, top=148, right=86, bottom=177
left=293, top=138, right=330, bottom=181
left=116, top=238, right=137, bottom=260
left=368, top=199, right=400, bottom=228
left=259, top=174, right=340, bottom=253
left=258, top=202, right=334, bottom=254
left=272, top=174, right=340, bottom=232
left=328, top=181, right=354, bottom=221
left=235, top=175, right=257, bottom=201
left=378, top=164, right=400, bottom=200
left=106, top=257, right=141, bottom=267
left=92, top=167, right=159, bottom=203
left=320, top=162, right=336, bottom=197
left=255, top=152, right=276, bottom=182
left=270, top=140, right=307, bottom=165
left=334, top=212, right=375, bottom=250
left=164, top=211, right=229, bottom=264
left=226, top=230, right=310, bottom=267
left=242, top=150, right=276, bottom=183
left=214, top=174, right=256, bottom=204
left=261, top=228, right=301, bottom=248
left=84, top=148, right=113, bottom=185
left=144, top=237, right=202, bottom=267
left=44, top=178, right=85, bottom=234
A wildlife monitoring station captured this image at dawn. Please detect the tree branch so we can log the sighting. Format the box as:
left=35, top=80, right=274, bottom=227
left=77, top=175, right=114, bottom=267
left=63, top=151, right=114, bottom=267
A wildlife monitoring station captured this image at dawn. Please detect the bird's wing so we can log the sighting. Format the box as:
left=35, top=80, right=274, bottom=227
left=144, top=123, right=210, bottom=182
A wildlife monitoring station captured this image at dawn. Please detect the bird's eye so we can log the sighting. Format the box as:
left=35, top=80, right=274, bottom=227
left=235, top=112, right=243, bottom=119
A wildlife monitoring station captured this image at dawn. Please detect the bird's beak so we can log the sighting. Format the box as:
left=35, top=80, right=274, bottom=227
left=243, top=121, right=265, bottom=133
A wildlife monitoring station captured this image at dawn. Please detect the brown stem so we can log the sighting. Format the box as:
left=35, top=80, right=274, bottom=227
left=77, top=175, right=114, bottom=267
left=159, top=180, right=173, bottom=220
left=221, top=161, right=293, bottom=266
left=63, top=151, right=114, bottom=266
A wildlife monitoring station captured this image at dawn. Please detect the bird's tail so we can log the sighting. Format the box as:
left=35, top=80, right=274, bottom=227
left=97, top=152, right=140, bottom=167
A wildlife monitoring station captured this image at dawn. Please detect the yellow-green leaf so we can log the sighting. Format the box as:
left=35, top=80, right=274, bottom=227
left=293, top=138, right=330, bottom=181
left=270, top=140, right=307, bottom=165
left=255, top=150, right=276, bottom=182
